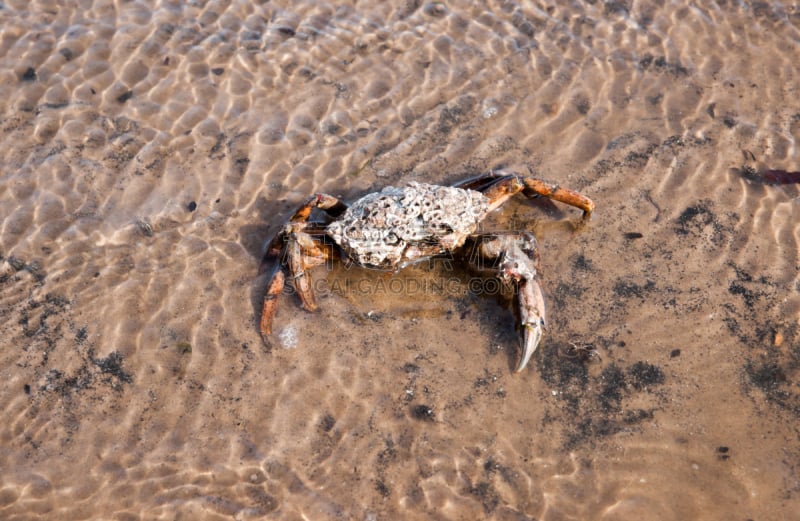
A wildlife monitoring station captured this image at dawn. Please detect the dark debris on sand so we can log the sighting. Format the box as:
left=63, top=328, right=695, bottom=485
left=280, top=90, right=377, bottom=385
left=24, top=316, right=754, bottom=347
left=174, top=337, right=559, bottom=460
left=1, top=259, right=134, bottom=403
left=537, top=343, right=666, bottom=449
left=716, top=262, right=800, bottom=415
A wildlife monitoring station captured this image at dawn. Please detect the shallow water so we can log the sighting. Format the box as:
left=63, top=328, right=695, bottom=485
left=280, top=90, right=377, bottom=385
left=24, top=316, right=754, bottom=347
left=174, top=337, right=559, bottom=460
left=1, top=1, right=799, bottom=519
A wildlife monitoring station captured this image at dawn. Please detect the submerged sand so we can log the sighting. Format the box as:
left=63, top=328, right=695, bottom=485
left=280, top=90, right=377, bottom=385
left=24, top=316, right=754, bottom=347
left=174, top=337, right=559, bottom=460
left=1, top=1, right=799, bottom=519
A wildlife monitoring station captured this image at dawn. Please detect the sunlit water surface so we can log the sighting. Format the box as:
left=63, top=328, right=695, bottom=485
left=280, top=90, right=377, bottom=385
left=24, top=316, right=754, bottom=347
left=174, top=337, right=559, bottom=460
left=1, top=1, right=799, bottom=519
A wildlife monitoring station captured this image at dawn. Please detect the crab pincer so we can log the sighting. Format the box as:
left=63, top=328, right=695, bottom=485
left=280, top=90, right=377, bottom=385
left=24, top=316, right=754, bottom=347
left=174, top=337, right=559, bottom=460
left=476, top=232, right=546, bottom=372
left=515, top=271, right=547, bottom=372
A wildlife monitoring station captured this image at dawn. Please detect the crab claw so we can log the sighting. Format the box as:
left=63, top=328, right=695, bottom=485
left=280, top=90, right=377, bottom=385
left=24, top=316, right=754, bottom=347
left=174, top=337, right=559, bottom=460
left=472, top=232, right=549, bottom=372
left=517, top=277, right=547, bottom=372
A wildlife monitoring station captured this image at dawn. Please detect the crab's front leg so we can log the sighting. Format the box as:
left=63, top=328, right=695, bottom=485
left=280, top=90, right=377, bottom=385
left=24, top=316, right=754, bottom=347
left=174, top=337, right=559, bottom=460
left=455, top=170, right=594, bottom=220
left=473, top=233, right=546, bottom=372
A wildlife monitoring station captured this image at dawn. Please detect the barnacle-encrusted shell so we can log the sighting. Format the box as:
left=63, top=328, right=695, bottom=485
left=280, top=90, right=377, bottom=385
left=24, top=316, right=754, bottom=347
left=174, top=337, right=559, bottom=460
left=326, top=182, right=490, bottom=269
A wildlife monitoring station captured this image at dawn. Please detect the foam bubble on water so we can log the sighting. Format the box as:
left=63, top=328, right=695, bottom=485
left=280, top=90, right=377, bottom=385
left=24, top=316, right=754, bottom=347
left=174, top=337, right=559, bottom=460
left=279, top=325, right=298, bottom=349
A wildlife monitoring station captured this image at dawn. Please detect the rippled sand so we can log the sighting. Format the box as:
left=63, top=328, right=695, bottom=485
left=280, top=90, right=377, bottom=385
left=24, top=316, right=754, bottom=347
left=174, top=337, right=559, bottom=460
left=1, top=1, right=799, bottom=519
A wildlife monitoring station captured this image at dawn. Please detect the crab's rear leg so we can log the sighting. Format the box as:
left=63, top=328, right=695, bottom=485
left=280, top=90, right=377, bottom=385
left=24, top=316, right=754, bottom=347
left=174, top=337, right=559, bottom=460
left=451, top=170, right=512, bottom=192
left=520, top=177, right=594, bottom=219
left=259, top=194, right=347, bottom=340
left=289, top=193, right=348, bottom=222
left=459, top=170, right=594, bottom=219
left=471, top=233, right=546, bottom=372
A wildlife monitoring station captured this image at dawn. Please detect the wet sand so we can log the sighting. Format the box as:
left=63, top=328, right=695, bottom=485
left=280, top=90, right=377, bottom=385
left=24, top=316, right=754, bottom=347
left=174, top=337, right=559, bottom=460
left=1, top=1, right=799, bottom=519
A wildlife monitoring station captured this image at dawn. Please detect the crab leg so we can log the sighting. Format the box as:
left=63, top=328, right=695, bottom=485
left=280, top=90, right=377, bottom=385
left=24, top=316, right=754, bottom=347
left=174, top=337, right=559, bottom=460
left=259, top=225, right=288, bottom=336
left=259, top=234, right=335, bottom=338
left=520, top=177, right=594, bottom=218
left=450, top=170, right=510, bottom=192
left=455, top=170, right=595, bottom=219
left=290, top=229, right=337, bottom=312
left=260, top=267, right=285, bottom=336
left=290, top=193, right=348, bottom=222
left=473, top=233, right=546, bottom=372
left=288, top=238, right=317, bottom=311
left=259, top=194, right=347, bottom=341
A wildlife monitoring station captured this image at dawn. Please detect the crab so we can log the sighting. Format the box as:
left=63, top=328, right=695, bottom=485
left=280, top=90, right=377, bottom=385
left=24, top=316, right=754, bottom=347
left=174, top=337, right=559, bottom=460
left=259, top=170, right=594, bottom=372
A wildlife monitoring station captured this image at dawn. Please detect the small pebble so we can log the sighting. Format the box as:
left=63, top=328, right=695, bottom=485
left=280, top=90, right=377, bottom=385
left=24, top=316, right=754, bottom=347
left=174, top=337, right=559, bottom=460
left=21, top=67, right=36, bottom=81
